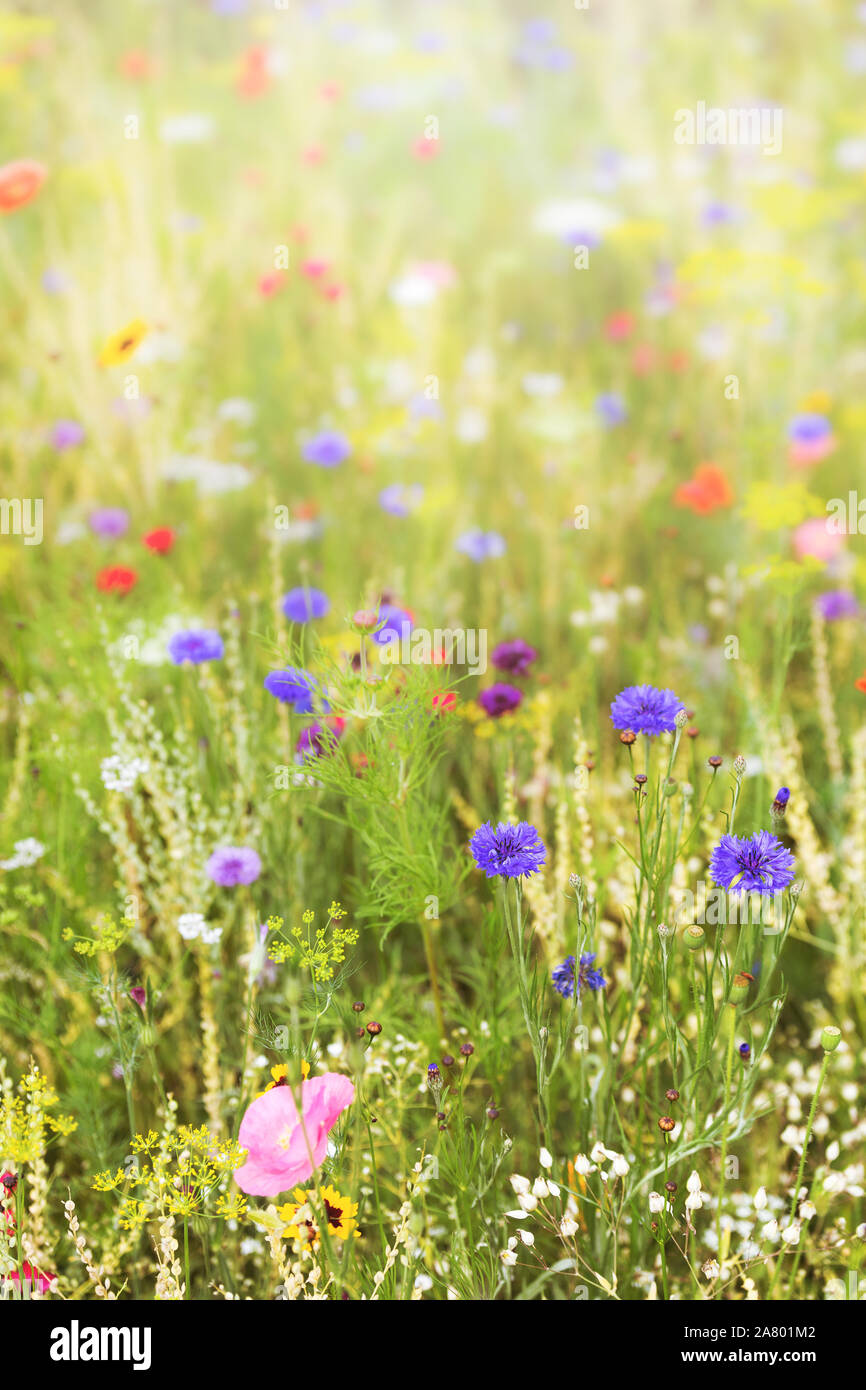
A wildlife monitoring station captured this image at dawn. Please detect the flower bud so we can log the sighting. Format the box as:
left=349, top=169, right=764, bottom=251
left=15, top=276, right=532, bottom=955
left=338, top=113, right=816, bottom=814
left=821, top=1025, right=842, bottom=1053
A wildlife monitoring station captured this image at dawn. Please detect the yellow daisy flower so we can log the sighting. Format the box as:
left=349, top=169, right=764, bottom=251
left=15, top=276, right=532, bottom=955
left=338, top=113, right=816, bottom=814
left=255, top=1059, right=310, bottom=1099
left=276, top=1183, right=359, bottom=1244
left=98, top=318, right=148, bottom=367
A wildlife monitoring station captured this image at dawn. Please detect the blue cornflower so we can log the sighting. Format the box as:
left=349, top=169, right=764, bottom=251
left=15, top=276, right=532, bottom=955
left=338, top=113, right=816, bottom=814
left=301, top=429, right=351, bottom=467
left=787, top=413, right=831, bottom=443
left=263, top=667, right=325, bottom=713
left=709, top=830, right=796, bottom=895
left=610, top=684, right=684, bottom=737
left=370, top=604, right=413, bottom=646
left=454, top=529, right=506, bottom=562
left=167, top=629, right=224, bottom=665
left=551, top=953, right=607, bottom=999
left=469, top=821, right=546, bottom=880
left=379, top=483, right=424, bottom=517
left=595, top=392, right=627, bottom=426
left=815, top=590, right=859, bottom=622
left=281, top=587, right=330, bottom=623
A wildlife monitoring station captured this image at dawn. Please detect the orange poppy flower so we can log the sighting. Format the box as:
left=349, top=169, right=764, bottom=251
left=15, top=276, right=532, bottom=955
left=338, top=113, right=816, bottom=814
left=0, top=160, right=47, bottom=214
left=855, top=673, right=866, bottom=694
left=673, top=463, right=734, bottom=515
left=96, top=566, right=138, bottom=595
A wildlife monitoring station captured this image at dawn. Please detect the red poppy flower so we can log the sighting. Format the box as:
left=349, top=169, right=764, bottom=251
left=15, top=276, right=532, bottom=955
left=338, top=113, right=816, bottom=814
left=432, top=692, right=457, bottom=714
left=855, top=673, right=866, bottom=694
left=673, top=463, right=734, bottom=515
left=96, top=566, right=138, bottom=595
left=143, top=527, right=175, bottom=554
left=0, top=160, right=47, bottom=214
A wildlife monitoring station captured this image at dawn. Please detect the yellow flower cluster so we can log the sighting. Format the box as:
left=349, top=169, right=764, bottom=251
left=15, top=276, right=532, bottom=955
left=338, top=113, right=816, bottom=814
left=61, top=913, right=134, bottom=957
left=91, top=1124, right=247, bottom=1229
left=740, top=480, right=822, bottom=532
left=0, top=1066, right=77, bottom=1164
left=266, top=902, right=359, bottom=982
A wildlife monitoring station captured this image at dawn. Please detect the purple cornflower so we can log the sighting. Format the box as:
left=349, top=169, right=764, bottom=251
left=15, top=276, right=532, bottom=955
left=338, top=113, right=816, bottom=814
left=42, top=267, right=69, bottom=294
left=302, top=429, right=351, bottom=467
left=206, top=845, right=262, bottom=887
left=771, top=787, right=790, bottom=820
left=551, top=952, right=607, bottom=999
left=454, top=529, right=506, bottom=562
left=610, top=684, right=684, bottom=737
left=709, top=830, right=796, bottom=895
left=469, top=820, right=546, bottom=879
left=296, top=720, right=342, bottom=760
left=263, top=667, right=324, bottom=713
left=491, top=639, right=537, bottom=676
left=168, top=630, right=225, bottom=665
left=815, top=590, right=859, bottom=621
left=281, top=587, right=330, bottom=623
left=478, top=683, right=522, bottom=718
left=595, top=392, right=627, bottom=426
left=50, top=419, right=85, bottom=451
left=89, top=507, right=129, bottom=538
left=370, top=604, right=413, bottom=647
left=379, top=483, right=424, bottom=517
left=788, top=413, right=831, bottom=444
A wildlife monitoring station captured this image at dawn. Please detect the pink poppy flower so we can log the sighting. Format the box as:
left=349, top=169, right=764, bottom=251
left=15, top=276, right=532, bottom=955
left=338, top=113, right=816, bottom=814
left=234, top=1072, right=355, bottom=1197
left=259, top=270, right=287, bottom=299
left=412, top=135, right=440, bottom=160
left=301, top=259, right=330, bottom=280
left=2, top=1261, right=57, bottom=1295
left=792, top=517, right=844, bottom=564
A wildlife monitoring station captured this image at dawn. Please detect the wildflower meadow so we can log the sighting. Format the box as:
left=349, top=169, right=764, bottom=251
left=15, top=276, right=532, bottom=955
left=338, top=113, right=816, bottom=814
left=2, top=0, right=865, bottom=1342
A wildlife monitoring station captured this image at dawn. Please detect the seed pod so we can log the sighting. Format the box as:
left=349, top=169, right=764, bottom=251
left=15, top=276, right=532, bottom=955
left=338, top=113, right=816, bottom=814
left=821, top=1025, right=842, bottom=1053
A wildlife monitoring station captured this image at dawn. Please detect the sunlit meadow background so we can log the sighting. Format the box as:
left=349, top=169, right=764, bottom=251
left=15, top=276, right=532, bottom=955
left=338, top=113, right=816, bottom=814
left=1, top=0, right=865, bottom=1301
